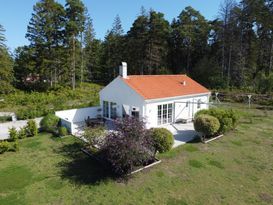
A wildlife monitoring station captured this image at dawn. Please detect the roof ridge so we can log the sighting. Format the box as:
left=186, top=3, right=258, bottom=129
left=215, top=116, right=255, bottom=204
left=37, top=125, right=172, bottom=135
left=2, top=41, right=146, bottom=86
left=126, top=74, right=187, bottom=77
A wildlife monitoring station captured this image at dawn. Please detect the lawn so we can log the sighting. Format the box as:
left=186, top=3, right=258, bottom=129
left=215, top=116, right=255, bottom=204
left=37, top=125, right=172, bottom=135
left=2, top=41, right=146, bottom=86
left=0, top=107, right=273, bottom=205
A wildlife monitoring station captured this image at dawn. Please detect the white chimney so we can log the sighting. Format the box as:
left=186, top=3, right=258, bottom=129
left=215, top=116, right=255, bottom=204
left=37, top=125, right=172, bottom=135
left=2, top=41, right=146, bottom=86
left=182, top=81, right=186, bottom=86
left=119, top=62, right=127, bottom=78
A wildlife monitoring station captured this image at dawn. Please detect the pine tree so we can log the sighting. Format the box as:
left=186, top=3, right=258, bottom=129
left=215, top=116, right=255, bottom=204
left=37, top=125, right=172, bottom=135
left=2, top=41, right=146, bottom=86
left=101, top=15, right=125, bottom=83
left=0, top=24, right=13, bottom=94
left=26, top=0, right=66, bottom=87
left=65, top=0, right=85, bottom=89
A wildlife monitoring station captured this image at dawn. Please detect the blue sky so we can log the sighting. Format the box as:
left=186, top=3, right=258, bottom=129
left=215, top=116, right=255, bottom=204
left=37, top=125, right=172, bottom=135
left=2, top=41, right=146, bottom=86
left=0, top=0, right=224, bottom=51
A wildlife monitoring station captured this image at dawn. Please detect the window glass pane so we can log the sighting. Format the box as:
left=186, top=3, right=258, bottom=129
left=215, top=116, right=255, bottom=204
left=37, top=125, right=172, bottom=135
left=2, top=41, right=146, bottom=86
left=197, top=100, right=201, bottom=109
left=163, top=104, right=167, bottom=124
left=168, top=103, right=172, bottom=123
left=103, top=101, right=109, bottom=118
left=157, top=105, right=162, bottom=125
left=110, top=102, right=117, bottom=119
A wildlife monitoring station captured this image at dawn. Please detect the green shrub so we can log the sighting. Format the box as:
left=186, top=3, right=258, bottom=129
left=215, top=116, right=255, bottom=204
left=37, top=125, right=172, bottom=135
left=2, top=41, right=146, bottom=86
left=40, top=114, right=59, bottom=133
left=18, top=127, right=27, bottom=139
left=194, top=114, right=220, bottom=137
left=26, top=120, right=38, bottom=137
left=9, top=127, right=18, bottom=141
left=0, top=141, right=10, bottom=154
left=195, top=108, right=239, bottom=133
left=58, top=126, right=68, bottom=137
left=150, top=128, right=174, bottom=153
left=0, top=116, right=12, bottom=123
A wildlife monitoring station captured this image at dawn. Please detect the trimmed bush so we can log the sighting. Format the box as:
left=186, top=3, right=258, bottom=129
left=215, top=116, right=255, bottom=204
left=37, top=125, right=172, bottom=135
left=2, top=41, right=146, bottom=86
left=58, top=126, right=68, bottom=137
left=150, top=128, right=174, bottom=153
left=195, top=108, right=239, bottom=133
left=194, top=114, right=220, bottom=137
left=9, top=127, right=18, bottom=142
left=26, top=120, right=38, bottom=137
left=40, top=114, right=59, bottom=133
left=0, top=141, right=10, bottom=154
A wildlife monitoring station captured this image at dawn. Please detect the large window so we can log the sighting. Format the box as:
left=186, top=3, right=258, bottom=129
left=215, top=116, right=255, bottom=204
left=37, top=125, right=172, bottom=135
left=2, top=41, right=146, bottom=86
left=103, top=101, right=109, bottom=118
left=158, top=103, right=173, bottom=125
left=110, top=102, right=117, bottom=119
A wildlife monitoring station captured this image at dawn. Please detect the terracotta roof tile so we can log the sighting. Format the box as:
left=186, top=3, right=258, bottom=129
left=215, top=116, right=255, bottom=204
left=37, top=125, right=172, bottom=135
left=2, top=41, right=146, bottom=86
left=122, top=75, right=210, bottom=100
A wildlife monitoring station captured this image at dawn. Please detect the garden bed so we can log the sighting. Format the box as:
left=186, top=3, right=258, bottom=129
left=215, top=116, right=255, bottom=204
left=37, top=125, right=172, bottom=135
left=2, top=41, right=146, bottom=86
left=81, top=147, right=161, bottom=175
left=202, top=134, right=224, bottom=144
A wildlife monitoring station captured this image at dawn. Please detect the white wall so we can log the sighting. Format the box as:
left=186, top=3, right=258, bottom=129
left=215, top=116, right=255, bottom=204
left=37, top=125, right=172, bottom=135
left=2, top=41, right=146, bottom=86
left=99, top=77, right=145, bottom=118
left=55, top=106, right=100, bottom=123
left=144, top=94, right=210, bottom=129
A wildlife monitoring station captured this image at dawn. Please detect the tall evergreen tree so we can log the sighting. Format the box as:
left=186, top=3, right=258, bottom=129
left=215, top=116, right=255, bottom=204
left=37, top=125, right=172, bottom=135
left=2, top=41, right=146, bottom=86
left=170, top=7, right=209, bottom=75
left=101, top=15, right=125, bottom=83
left=65, top=0, right=85, bottom=89
left=83, top=16, right=103, bottom=82
left=0, top=24, right=13, bottom=94
left=26, top=0, right=66, bottom=87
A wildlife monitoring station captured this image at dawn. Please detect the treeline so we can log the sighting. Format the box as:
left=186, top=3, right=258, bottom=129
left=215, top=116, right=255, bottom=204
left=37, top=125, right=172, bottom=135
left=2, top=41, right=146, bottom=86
left=0, top=0, right=273, bottom=93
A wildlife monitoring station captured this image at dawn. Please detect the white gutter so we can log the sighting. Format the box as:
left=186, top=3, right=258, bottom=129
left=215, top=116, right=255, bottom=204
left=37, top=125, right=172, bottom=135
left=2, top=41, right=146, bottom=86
left=144, top=92, right=211, bottom=103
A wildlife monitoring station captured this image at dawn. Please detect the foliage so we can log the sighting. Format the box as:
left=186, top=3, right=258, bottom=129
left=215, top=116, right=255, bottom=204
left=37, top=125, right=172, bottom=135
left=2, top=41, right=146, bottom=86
left=0, top=116, right=12, bottom=123
left=40, top=114, right=59, bottom=133
left=18, top=127, right=27, bottom=139
left=25, top=120, right=38, bottom=137
left=101, top=117, right=155, bottom=176
left=0, top=83, right=101, bottom=120
left=58, top=126, right=68, bottom=136
left=0, top=24, right=14, bottom=94
left=194, top=114, right=220, bottom=137
left=0, top=141, right=10, bottom=154
left=8, top=127, right=18, bottom=142
left=150, top=128, right=174, bottom=153
left=195, top=108, right=239, bottom=133
left=83, top=126, right=106, bottom=148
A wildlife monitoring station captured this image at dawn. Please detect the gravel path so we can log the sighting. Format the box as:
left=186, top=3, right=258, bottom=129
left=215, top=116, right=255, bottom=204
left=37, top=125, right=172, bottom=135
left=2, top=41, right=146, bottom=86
left=0, top=118, right=42, bottom=140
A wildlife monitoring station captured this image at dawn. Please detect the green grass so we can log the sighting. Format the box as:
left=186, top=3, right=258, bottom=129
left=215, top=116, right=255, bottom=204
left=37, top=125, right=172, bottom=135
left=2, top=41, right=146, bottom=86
left=0, top=106, right=273, bottom=204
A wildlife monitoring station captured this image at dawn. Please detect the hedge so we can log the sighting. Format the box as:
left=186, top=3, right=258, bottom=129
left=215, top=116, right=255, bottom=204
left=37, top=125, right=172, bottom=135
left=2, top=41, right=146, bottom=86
left=150, top=128, right=174, bottom=153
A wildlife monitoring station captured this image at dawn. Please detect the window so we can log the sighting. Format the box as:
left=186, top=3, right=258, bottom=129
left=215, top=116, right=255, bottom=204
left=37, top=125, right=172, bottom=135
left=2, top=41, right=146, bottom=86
left=157, top=103, right=173, bottom=125
left=103, top=101, right=109, bottom=118
left=110, top=102, right=117, bottom=119
left=167, top=103, right=173, bottom=123
left=163, top=104, right=167, bottom=124
left=197, top=100, right=201, bottom=109
left=157, top=105, right=162, bottom=125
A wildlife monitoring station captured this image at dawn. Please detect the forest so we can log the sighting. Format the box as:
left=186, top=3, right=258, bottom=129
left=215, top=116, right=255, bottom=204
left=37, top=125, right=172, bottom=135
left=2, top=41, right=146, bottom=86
left=0, top=0, right=272, bottom=94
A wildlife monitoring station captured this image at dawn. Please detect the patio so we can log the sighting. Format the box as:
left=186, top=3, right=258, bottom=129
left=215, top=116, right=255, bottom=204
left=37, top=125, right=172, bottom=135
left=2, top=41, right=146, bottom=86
left=161, top=123, right=198, bottom=147
left=74, top=119, right=198, bottom=148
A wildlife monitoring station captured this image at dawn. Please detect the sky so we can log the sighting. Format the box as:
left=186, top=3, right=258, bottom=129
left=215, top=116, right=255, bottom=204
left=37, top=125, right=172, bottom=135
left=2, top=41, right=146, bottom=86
left=0, top=0, right=224, bottom=51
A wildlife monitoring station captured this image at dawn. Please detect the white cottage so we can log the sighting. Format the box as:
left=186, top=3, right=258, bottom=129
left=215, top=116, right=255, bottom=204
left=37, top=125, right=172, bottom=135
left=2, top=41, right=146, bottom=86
left=100, top=62, right=210, bottom=129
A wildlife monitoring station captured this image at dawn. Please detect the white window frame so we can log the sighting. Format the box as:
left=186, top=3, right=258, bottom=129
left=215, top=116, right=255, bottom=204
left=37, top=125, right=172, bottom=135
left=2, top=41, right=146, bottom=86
left=157, top=103, right=173, bottom=125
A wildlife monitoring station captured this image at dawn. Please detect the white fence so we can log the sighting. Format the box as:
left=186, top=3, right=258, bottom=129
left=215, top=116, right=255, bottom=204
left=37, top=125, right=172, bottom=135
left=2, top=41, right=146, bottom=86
left=55, top=106, right=101, bottom=135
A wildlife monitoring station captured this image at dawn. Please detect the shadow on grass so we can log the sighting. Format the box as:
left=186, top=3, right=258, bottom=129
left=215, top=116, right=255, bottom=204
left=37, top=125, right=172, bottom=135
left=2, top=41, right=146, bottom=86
left=56, top=142, right=115, bottom=185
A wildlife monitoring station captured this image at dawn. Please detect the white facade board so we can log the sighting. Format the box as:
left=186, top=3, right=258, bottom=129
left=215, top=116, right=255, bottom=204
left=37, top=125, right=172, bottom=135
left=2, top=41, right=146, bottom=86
left=99, top=77, right=145, bottom=119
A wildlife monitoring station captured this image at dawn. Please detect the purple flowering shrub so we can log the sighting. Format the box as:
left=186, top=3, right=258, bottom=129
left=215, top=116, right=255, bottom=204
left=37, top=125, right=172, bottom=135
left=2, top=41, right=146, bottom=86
left=101, top=117, right=155, bottom=176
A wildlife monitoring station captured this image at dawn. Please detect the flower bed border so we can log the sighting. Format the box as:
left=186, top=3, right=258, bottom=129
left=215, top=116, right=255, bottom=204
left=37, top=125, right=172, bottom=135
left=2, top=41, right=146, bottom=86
left=203, top=134, right=224, bottom=144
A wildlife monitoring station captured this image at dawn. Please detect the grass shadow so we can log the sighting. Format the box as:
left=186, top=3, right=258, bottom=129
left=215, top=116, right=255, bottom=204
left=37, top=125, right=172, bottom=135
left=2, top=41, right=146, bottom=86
left=55, top=142, right=115, bottom=185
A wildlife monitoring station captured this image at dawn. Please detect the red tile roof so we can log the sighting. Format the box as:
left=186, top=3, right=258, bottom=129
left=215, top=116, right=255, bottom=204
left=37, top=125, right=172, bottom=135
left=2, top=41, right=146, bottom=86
left=122, top=75, right=210, bottom=100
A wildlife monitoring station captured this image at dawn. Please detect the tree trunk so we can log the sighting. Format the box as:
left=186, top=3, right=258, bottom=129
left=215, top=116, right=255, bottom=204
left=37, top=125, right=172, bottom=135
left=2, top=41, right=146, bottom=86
left=227, top=45, right=232, bottom=87
left=80, top=32, right=84, bottom=84
left=269, top=40, right=273, bottom=72
left=72, top=36, right=76, bottom=90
